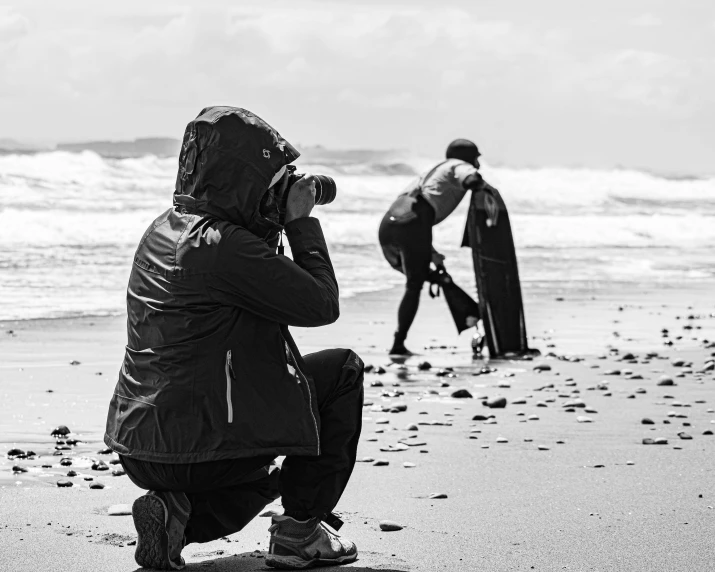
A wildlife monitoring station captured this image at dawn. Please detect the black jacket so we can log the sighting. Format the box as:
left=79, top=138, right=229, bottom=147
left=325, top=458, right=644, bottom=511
left=104, top=107, right=339, bottom=463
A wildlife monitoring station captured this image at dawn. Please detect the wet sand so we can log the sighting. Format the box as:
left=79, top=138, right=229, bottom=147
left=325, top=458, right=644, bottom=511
left=1, top=282, right=714, bottom=571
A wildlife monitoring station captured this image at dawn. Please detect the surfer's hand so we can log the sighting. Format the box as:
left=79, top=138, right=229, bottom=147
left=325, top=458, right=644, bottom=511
left=431, top=251, right=445, bottom=268
left=284, top=174, right=316, bottom=224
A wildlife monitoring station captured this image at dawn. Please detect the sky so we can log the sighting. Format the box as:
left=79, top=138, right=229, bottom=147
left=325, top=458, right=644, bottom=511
left=1, top=0, right=714, bottom=173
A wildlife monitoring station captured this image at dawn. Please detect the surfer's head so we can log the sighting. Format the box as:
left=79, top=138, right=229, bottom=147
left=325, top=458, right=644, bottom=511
left=446, top=139, right=480, bottom=169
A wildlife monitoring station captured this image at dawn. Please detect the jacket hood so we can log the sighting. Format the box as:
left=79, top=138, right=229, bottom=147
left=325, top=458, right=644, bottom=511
left=173, top=106, right=300, bottom=239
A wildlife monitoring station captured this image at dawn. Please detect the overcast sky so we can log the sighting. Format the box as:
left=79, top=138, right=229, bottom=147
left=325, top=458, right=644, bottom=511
left=1, top=1, right=713, bottom=173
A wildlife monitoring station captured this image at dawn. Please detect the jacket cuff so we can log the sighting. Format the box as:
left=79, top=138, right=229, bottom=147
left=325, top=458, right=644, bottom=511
left=284, top=217, right=326, bottom=252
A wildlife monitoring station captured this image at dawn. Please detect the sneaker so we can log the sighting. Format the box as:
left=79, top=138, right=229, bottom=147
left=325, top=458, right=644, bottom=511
left=266, top=515, right=358, bottom=569
left=132, top=490, right=191, bottom=570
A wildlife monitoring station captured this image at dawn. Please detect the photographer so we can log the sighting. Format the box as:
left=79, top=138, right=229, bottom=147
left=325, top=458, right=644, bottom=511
left=104, top=107, right=363, bottom=570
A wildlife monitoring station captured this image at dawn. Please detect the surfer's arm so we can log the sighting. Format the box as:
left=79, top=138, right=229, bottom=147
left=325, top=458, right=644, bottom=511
left=462, top=172, right=486, bottom=192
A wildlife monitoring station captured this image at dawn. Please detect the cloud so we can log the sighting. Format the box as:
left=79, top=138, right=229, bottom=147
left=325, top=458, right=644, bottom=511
left=0, top=7, right=29, bottom=44
left=631, top=14, right=662, bottom=27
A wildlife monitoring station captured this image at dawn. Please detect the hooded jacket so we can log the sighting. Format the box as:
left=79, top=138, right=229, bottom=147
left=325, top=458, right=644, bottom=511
left=104, top=106, right=339, bottom=463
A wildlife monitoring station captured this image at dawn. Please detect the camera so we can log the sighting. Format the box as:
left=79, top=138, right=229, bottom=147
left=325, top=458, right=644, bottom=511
left=283, top=165, right=337, bottom=207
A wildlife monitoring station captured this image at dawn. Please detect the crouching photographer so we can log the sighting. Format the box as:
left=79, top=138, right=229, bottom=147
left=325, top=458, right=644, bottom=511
left=104, top=106, right=364, bottom=570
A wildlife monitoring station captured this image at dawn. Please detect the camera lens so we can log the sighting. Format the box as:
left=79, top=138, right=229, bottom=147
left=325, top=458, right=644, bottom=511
left=313, top=175, right=337, bottom=205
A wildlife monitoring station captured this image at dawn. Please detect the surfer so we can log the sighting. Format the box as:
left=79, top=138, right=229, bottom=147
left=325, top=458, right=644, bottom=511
left=378, top=139, right=486, bottom=355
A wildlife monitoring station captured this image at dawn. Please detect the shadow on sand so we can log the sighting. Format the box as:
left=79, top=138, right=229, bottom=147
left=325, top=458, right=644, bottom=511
left=131, top=551, right=409, bottom=571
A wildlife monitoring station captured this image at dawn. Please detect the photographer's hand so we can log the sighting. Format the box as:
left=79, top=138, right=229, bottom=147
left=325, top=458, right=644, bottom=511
left=284, top=174, right=316, bottom=224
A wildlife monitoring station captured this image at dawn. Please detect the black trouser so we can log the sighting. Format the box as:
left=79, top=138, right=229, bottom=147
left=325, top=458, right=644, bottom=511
left=378, top=196, right=436, bottom=344
left=121, top=348, right=364, bottom=545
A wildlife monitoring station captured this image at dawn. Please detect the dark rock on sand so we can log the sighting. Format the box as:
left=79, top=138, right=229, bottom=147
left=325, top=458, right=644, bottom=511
left=417, top=361, right=432, bottom=371
left=533, top=364, right=551, bottom=372
left=112, top=468, right=126, bottom=476
left=641, top=418, right=655, bottom=425
left=379, top=520, right=404, bottom=531
left=472, top=414, right=494, bottom=421
left=654, top=438, right=668, bottom=445
left=97, top=448, right=113, bottom=455
left=428, top=493, right=448, bottom=499
left=89, top=481, right=105, bottom=490
left=485, top=396, right=507, bottom=409
left=66, top=470, right=77, bottom=477
left=12, top=465, right=28, bottom=473
left=657, top=376, right=675, bottom=386
left=59, top=458, right=73, bottom=466
left=450, top=389, right=473, bottom=398
left=56, top=479, right=73, bottom=487
left=7, top=448, right=26, bottom=459
left=678, top=432, right=693, bottom=440
left=51, top=425, right=71, bottom=437
left=703, top=430, right=713, bottom=436
left=92, top=461, right=109, bottom=471
left=372, top=459, right=390, bottom=466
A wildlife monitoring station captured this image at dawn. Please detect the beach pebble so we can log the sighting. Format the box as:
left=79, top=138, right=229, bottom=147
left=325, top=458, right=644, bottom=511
left=428, top=493, right=448, bottom=499
left=379, top=520, right=404, bottom=531
left=380, top=444, right=409, bottom=452
left=655, top=438, right=668, bottom=445
left=108, top=504, right=132, bottom=516
left=511, top=398, right=527, bottom=405
left=642, top=418, right=655, bottom=425
left=485, top=396, right=507, bottom=409
left=604, top=370, right=621, bottom=376
left=450, top=389, right=473, bottom=398
left=60, top=458, right=73, bottom=466
left=372, top=459, right=389, bottom=466
left=405, top=424, right=419, bottom=431
left=370, top=381, right=384, bottom=387
left=112, top=468, right=126, bottom=477
left=585, top=408, right=598, bottom=414
left=642, top=438, right=655, bottom=445
left=51, top=425, right=71, bottom=437
left=537, top=446, right=550, bottom=451
left=56, top=479, right=73, bottom=488
left=678, top=432, right=693, bottom=440
left=562, top=399, right=586, bottom=408
left=576, top=416, right=593, bottom=423
left=528, top=415, right=539, bottom=421
left=533, top=364, right=551, bottom=372
left=12, top=465, right=28, bottom=473
left=7, top=448, right=26, bottom=459
left=97, top=447, right=113, bottom=455
left=417, top=361, right=432, bottom=370
left=536, top=401, right=548, bottom=407
left=703, top=431, right=713, bottom=436
left=496, top=437, right=508, bottom=443
left=92, top=461, right=109, bottom=471
left=89, top=481, right=105, bottom=490
left=375, top=418, right=390, bottom=425
left=375, top=367, right=386, bottom=374
left=556, top=440, right=566, bottom=444
left=657, top=376, right=675, bottom=386
left=472, top=414, right=493, bottom=421
left=66, top=470, right=77, bottom=477
left=69, top=360, right=81, bottom=366
left=402, top=462, right=416, bottom=468
left=358, top=456, right=375, bottom=463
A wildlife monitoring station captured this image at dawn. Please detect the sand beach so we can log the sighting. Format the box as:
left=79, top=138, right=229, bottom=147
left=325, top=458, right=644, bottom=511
left=1, top=281, right=714, bottom=571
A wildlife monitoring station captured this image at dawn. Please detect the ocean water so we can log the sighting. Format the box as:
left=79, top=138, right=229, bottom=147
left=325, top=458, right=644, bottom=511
left=1, top=150, right=714, bottom=321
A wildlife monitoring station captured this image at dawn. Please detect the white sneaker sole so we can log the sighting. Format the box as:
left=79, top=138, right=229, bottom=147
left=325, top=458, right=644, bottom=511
left=265, top=552, right=358, bottom=569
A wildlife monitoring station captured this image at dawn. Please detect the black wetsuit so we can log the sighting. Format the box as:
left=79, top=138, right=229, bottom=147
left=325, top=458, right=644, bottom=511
left=378, top=195, right=435, bottom=347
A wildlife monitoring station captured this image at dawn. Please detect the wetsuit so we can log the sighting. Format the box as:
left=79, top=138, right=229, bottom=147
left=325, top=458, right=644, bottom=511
left=378, top=158, right=483, bottom=351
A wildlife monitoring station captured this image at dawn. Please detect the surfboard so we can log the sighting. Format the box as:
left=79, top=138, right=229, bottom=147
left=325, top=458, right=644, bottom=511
left=462, top=183, right=537, bottom=358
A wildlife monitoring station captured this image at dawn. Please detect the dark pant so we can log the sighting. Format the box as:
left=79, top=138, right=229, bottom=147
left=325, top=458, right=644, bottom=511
left=378, top=197, right=435, bottom=344
left=121, top=348, right=364, bottom=545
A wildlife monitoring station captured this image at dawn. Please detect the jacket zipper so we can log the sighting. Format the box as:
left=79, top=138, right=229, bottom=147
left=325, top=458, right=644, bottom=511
left=225, top=350, right=234, bottom=424
left=285, top=343, right=321, bottom=455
